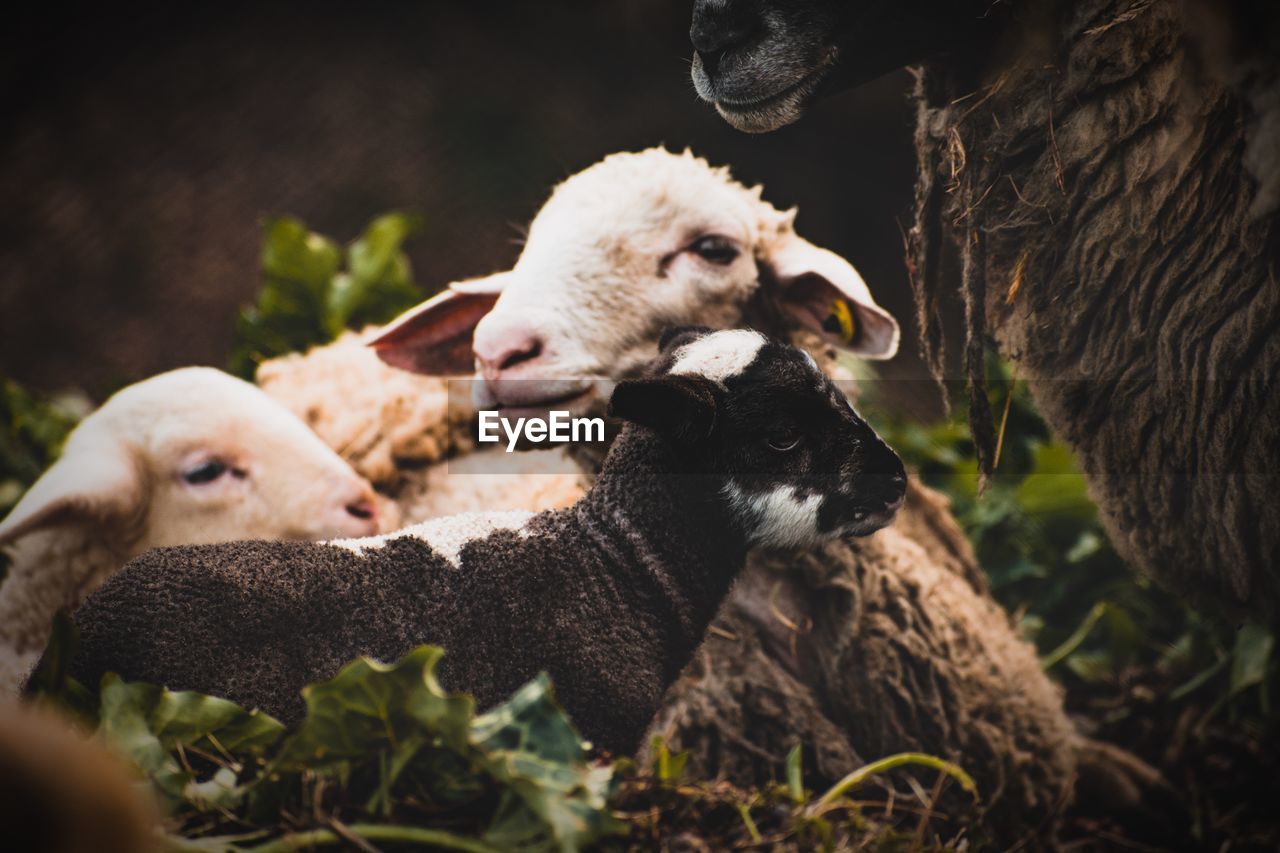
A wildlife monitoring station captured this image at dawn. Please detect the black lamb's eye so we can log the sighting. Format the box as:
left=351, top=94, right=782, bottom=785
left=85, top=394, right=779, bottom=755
left=183, top=460, right=227, bottom=485
left=689, top=235, right=739, bottom=265
left=766, top=427, right=801, bottom=452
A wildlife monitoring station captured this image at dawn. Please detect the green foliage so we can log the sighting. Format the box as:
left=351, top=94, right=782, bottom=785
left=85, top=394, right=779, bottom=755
left=99, top=675, right=286, bottom=812
left=473, top=675, right=619, bottom=851
left=785, top=744, right=805, bottom=805
left=648, top=736, right=688, bottom=786
left=33, top=634, right=967, bottom=851
left=0, top=378, right=90, bottom=579
left=273, top=646, right=473, bottom=772
left=35, top=645, right=622, bottom=853
left=24, top=610, right=98, bottom=721
left=228, top=213, right=426, bottom=379
left=0, top=378, right=89, bottom=517
left=865, top=358, right=1278, bottom=727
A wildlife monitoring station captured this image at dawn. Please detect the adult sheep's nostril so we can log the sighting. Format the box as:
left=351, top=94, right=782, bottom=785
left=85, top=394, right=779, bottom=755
left=690, top=0, right=758, bottom=57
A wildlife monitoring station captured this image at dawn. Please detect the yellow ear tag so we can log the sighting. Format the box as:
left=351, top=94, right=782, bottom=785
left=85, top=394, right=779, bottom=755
left=822, top=298, right=859, bottom=344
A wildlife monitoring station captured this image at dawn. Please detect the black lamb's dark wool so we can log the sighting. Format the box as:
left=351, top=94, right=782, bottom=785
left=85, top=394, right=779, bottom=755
left=67, top=429, right=744, bottom=753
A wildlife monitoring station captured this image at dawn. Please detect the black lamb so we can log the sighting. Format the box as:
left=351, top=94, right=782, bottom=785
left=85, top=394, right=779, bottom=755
left=58, top=327, right=906, bottom=754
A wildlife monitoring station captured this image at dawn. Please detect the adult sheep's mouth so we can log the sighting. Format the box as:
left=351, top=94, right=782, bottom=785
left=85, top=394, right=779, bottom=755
left=707, top=50, right=837, bottom=134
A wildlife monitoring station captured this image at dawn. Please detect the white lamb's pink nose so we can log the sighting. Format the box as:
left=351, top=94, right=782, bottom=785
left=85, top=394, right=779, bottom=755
left=345, top=497, right=377, bottom=524
left=473, top=315, right=545, bottom=381
left=335, top=479, right=380, bottom=535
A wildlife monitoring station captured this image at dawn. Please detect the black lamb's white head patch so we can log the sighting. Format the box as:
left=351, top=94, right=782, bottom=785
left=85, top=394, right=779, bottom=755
left=669, top=328, right=767, bottom=384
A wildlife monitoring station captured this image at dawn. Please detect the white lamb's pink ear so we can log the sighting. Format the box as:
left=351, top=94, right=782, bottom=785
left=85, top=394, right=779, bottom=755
left=367, top=271, right=510, bottom=376
left=0, top=438, right=143, bottom=546
left=762, top=230, right=900, bottom=360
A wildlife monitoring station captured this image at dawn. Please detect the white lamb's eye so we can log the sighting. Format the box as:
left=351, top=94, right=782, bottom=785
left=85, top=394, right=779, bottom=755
left=182, top=460, right=228, bottom=485
left=766, top=428, right=801, bottom=452
left=688, top=235, right=740, bottom=265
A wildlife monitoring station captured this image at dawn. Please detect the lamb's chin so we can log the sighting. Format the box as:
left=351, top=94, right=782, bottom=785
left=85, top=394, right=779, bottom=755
left=839, top=506, right=903, bottom=539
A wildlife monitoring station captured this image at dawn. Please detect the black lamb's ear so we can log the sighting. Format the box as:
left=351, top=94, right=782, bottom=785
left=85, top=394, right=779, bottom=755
left=608, top=376, right=717, bottom=444
left=658, top=325, right=714, bottom=354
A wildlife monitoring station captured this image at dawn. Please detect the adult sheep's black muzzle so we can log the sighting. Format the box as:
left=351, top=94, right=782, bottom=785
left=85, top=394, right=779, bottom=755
left=689, top=0, right=1005, bottom=134
left=688, top=0, right=843, bottom=133
left=690, top=0, right=758, bottom=57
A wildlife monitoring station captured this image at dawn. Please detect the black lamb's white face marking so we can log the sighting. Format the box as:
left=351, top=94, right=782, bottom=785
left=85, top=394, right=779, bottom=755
left=613, top=327, right=906, bottom=548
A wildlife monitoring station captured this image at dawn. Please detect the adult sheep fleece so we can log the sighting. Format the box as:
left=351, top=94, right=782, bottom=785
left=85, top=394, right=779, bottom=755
left=688, top=0, right=1280, bottom=620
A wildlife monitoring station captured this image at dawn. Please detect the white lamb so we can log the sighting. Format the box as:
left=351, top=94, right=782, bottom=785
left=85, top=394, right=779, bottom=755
left=0, top=367, right=382, bottom=693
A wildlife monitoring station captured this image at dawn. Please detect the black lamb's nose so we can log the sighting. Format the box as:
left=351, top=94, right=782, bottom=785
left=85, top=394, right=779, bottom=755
left=691, top=0, right=757, bottom=56
left=864, top=434, right=903, bottom=474
left=862, top=436, right=908, bottom=503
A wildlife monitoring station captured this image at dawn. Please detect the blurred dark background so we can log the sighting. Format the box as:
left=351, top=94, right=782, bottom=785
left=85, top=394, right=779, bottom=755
left=0, top=0, right=921, bottom=401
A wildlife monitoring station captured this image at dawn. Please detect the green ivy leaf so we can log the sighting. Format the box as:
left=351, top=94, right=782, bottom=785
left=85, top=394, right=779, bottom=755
left=348, top=213, right=423, bottom=288
left=228, top=213, right=425, bottom=378
left=1066, top=530, right=1104, bottom=564
left=97, top=674, right=284, bottom=812
left=260, top=217, right=341, bottom=296
left=1015, top=444, right=1093, bottom=523
left=1230, top=624, right=1275, bottom=697
left=330, top=212, right=424, bottom=334
left=648, top=735, right=689, bottom=784
left=475, top=673, right=621, bottom=852
left=273, top=645, right=474, bottom=770
left=1064, top=650, right=1113, bottom=683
